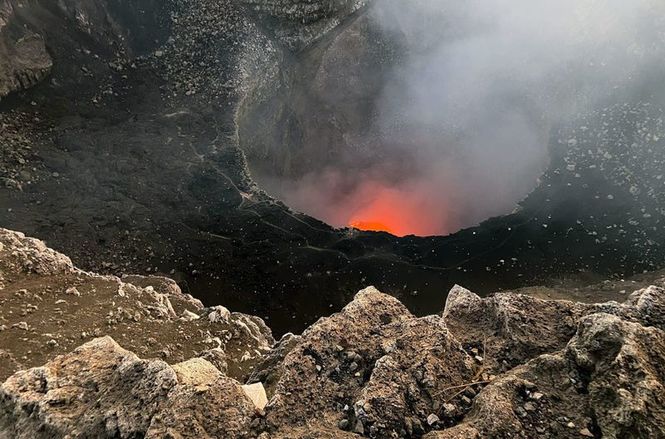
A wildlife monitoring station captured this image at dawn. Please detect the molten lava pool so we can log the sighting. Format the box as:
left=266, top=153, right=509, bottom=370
left=347, top=184, right=448, bottom=237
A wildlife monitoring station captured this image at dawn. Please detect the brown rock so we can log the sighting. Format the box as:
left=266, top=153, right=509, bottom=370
left=0, top=337, right=258, bottom=439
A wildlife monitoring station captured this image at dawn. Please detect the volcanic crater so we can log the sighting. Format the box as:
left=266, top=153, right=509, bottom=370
left=2, top=1, right=665, bottom=438
left=0, top=0, right=665, bottom=338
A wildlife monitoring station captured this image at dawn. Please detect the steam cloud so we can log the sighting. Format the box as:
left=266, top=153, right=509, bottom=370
left=273, top=0, right=665, bottom=236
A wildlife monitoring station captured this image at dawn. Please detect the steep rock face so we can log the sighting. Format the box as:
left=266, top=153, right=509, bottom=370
left=0, top=17, right=51, bottom=99
left=241, top=0, right=370, bottom=51
left=237, top=2, right=395, bottom=180
left=0, top=0, right=166, bottom=100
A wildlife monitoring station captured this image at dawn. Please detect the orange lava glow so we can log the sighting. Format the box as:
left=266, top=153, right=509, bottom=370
left=347, top=183, right=449, bottom=237
left=349, top=220, right=396, bottom=235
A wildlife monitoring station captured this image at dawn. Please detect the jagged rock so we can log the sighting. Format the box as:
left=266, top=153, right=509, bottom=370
left=1, top=278, right=665, bottom=438
left=248, top=332, right=302, bottom=397
left=0, top=337, right=258, bottom=439
left=429, top=313, right=665, bottom=439
left=0, top=228, right=74, bottom=276
left=261, top=286, right=477, bottom=436
left=0, top=337, right=178, bottom=438
left=199, top=348, right=229, bottom=375
left=146, top=363, right=256, bottom=439
left=263, top=286, right=413, bottom=428
left=257, top=284, right=665, bottom=437
left=208, top=305, right=232, bottom=323
left=122, top=274, right=205, bottom=314
left=355, top=316, right=475, bottom=436
left=0, top=228, right=274, bottom=382
left=442, top=285, right=590, bottom=373
left=241, top=0, right=370, bottom=51
left=442, top=284, right=665, bottom=374
left=569, top=314, right=665, bottom=438
left=624, top=285, right=665, bottom=329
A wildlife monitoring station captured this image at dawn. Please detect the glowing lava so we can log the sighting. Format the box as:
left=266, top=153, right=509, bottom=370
left=349, top=220, right=395, bottom=235
left=347, top=183, right=449, bottom=237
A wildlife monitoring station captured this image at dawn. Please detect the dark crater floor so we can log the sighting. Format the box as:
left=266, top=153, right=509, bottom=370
left=1, top=0, right=665, bottom=335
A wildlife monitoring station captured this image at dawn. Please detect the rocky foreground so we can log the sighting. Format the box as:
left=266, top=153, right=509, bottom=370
left=0, top=229, right=663, bottom=438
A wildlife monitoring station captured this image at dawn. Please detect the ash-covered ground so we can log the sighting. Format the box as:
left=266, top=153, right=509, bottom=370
left=1, top=0, right=665, bottom=336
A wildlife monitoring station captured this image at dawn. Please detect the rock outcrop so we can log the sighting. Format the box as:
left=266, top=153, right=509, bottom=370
left=0, top=0, right=51, bottom=99
left=1, top=230, right=665, bottom=438
left=0, top=228, right=274, bottom=381
left=260, top=287, right=477, bottom=437
left=429, top=313, right=665, bottom=439
left=444, top=284, right=665, bottom=375
left=241, top=0, right=370, bottom=51
left=0, top=337, right=260, bottom=438
left=0, top=0, right=166, bottom=100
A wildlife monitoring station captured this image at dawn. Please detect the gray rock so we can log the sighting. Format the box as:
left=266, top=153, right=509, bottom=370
left=0, top=337, right=256, bottom=439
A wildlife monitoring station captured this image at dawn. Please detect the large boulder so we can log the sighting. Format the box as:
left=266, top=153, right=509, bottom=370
left=147, top=359, right=257, bottom=438
left=0, top=337, right=258, bottom=439
left=263, top=286, right=414, bottom=428
left=442, top=284, right=665, bottom=374
left=428, top=313, right=665, bottom=439
left=0, top=337, right=178, bottom=438
left=261, top=287, right=477, bottom=437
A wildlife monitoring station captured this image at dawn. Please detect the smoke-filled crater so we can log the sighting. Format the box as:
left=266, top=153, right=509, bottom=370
left=238, top=0, right=664, bottom=237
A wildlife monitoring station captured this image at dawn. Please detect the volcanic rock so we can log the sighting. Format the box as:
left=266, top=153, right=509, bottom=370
left=0, top=31, right=51, bottom=100
left=240, top=0, right=370, bottom=51
left=0, top=228, right=274, bottom=381
left=0, top=235, right=664, bottom=438
left=0, top=337, right=258, bottom=439
left=0, top=0, right=52, bottom=99
left=256, top=286, right=480, bottom=437
left=443, top=284, right=665, bottom=375
left=428, top=313, right=665, bottom=439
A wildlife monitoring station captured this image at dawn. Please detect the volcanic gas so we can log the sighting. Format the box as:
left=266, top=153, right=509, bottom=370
left=346, top=182, right=450, bottom=237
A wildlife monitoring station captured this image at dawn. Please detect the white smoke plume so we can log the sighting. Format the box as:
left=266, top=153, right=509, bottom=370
left=276, top=0, right=665, bottom=236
